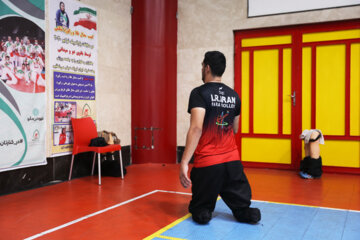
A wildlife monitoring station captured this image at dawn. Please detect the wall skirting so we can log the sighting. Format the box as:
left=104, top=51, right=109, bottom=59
left=0, top=146, right=131, bottom=196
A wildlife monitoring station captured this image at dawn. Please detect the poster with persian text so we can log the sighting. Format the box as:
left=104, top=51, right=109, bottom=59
left=0, top=0, right=46, bottom=172
left=49, top=0, right=97, bottom=156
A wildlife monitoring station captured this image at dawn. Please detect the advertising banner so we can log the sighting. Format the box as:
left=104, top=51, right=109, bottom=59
left=49, top=0, right=97, bottom=156
left=0, top=0, right=46, bottom=172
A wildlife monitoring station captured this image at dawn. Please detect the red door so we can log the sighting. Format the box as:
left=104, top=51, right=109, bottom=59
left=234, top=28, right=301, bottom=170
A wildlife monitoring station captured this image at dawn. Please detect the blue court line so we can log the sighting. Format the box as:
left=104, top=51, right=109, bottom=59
left=144, top=199, right=360, bottom=240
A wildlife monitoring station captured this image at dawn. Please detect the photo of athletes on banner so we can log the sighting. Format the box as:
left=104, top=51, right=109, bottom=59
left=53, top=124, right=73, bottom=146
left=54, top=101, right=76, bottom=123
left=1, top=35, right=45, bottom=93
left=49, top=0, right=97, bottom=156
left=0, top=0, right=46, bottom=172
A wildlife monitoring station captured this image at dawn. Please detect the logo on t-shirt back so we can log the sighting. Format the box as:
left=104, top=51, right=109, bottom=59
left=219, top=87, right=224, bottom=95
left=216, top=111, right=229, bottom=127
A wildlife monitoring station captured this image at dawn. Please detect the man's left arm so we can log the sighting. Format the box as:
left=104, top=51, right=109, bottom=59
left=233, top=115, right=239, bottom=134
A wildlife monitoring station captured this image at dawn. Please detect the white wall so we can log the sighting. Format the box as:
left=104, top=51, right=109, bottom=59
left=248, top=0, right=360, bottom=17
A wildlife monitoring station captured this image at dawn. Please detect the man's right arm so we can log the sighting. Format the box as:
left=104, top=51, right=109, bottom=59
left=179, top=107, right=205, bottom=188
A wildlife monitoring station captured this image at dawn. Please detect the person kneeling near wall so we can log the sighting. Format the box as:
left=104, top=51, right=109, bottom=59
left=180, top=51, right=261, bottom=225
left=299, top=129, right=324, bottom=179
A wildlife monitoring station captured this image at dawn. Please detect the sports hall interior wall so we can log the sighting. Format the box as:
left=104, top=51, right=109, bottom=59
left=176, top=0, right=360, bottom=147
left=1, top=0, right=359, bottom=195
left=0, top=0, right=132, bottom=196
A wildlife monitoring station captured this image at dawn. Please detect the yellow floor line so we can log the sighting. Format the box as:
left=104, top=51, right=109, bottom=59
left=267, top=200, right=318, bottom=208
left=143, top=213, right=192, bottom=240
left=253, top=199, right=322, bottom=208
left=155, top=235, right=188, bottom=240
left=144, top=197, right=222, bottom=240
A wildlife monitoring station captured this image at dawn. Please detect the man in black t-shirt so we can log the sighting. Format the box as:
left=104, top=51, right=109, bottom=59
left=179, top=51, right=261, bottom=224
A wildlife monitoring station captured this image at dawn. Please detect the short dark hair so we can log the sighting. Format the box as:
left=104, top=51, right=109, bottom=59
left=203, top=51, right=226, bottom=77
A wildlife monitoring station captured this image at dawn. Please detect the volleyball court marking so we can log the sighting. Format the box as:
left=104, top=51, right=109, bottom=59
left=25, top=189, right=360, bottom=240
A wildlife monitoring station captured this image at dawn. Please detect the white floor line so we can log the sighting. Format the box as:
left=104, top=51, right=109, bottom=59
left=319, top=206, right=360, bottom=213
left=157, top=190, right=192, bottom=196
left=24, top=190, right=159, bottom=240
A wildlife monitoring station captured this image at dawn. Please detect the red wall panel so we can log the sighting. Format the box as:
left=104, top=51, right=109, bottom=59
left=131, top=0, right=177, bottom=164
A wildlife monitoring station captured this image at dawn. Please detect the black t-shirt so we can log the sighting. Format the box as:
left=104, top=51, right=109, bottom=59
left=188, top=82, right=241, bottom=167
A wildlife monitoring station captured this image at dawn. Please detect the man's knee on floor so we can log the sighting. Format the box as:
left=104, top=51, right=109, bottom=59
left=233, top=207, right=261, bottom=224
left=191, top=210, right=212, bottom=224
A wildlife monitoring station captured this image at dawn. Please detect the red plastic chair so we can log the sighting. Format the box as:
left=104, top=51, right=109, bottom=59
left=68, top=117, right=124, bottom=185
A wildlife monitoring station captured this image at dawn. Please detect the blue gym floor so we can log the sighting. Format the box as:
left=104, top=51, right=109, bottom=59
left=145, top=199, right=360, bottom=240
